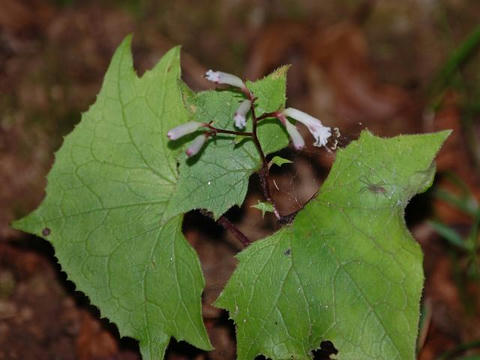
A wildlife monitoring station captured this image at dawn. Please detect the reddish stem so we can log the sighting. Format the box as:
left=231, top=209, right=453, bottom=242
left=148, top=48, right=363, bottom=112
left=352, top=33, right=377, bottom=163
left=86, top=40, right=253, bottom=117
left=245, top=90, right=281, bottom=220
left=205, top=123, right=253, bottom=137
left=218, top=216, right=251, bottom=247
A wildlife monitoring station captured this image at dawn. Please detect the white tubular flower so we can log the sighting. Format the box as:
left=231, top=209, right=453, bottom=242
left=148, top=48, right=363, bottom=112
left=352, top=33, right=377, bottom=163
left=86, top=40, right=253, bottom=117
left=167, top=121, right=203, bottom=140
left=284, top=119, right=305, bottom=150
left=277, top=113, right=305, bottom=150
left=205, top=70, right=245, bottom=89
left=186, top=134, right=207, bottom=157
left=283, top=107, right=331, bottom=147
left=233, top=99, right=251, bottom=129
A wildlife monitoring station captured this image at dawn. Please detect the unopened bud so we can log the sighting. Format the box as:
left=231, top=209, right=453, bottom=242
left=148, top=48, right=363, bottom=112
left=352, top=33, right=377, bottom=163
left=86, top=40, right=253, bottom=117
left=205, top=70, right=245, bottom=89
left=167, top=121, right=203, bottom=140
left=186, top=134, right=207, bottom=157
left=277, top=112, right=305, bottom=150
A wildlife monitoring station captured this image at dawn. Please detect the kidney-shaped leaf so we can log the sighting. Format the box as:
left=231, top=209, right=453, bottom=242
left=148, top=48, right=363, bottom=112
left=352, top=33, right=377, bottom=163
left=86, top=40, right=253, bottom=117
left=216, top=130, right=450, bottom=360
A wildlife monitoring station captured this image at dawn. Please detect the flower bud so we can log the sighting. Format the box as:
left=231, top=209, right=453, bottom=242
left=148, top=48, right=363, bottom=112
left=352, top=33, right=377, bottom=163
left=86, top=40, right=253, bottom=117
left=167, top=121, right=203, bottom=140
left=186, top=134, right=207, bottom=157
left=233, top=99, right=251, bottom=129
left=277, top=113, right=305, bottom=150
left=283, top=119, right=305, bottom=150
left=283, top=108, right=331, bottom=147
left=205, top=70, right=245, bottom=89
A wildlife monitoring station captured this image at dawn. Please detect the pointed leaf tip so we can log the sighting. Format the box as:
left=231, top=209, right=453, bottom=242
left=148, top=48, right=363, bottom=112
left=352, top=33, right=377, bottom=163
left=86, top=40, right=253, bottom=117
left=12, top=36, right=211, bottom=359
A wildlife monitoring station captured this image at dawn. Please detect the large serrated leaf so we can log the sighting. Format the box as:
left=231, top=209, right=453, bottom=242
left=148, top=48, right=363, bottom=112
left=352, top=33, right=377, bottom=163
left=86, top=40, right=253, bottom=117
left=13, top=36, right=212, bottom=359
left=165, top=70, right=289, bottom=220
left=216, top=130, right=450, bottom=360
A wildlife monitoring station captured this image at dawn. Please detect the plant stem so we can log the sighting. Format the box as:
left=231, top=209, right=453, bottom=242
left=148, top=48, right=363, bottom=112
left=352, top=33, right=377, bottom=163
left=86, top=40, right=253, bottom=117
left=199, top=209, right=252, bottom=247
left=257, top=112, right=277, bottom=121
left=205, top=86, right=285, bottom=224
left=245, top=90, right=281, bottom=220
left=218, top=216, right=251, bottom=247
left=206, top=123, right=252, bottom=137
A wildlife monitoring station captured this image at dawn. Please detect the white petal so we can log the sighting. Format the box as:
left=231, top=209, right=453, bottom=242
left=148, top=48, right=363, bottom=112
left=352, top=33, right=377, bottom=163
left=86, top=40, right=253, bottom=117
left=205, top=70, right=221, bottom=83
left=284, top=120, right=305, bottom=150
left=234, top=114, right=247, bottom=129
left=311, top=126, right=331, bottom=147
left=233, top=100, right=251, bottom=129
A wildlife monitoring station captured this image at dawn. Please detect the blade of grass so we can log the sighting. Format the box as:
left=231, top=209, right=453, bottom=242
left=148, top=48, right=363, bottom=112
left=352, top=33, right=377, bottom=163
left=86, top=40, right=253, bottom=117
left=433, top=188, right=478, bottom=217
left=467, top=211, right=480, bottom=277
left=429, top=24, right=480, bottom=100
left=429, top=220, right=468, bottom=250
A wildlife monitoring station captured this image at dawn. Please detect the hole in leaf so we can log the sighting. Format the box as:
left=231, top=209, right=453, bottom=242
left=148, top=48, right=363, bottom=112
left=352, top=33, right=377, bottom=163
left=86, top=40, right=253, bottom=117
left=312, top=340, right=338, bottom=359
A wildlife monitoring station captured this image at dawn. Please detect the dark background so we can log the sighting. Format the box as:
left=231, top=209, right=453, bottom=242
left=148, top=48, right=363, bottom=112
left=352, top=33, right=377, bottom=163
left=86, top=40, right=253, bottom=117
left=1, top=0, right=480, bottom=359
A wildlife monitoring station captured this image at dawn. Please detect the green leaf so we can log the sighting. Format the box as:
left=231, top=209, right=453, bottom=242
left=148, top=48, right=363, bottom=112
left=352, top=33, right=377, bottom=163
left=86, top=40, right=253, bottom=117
left=216, top=130, right=451, bottom=360
left=188, top=90, right=244, bottom=130
left=269, top=155, right=293, bottom=168
left=251, top=200, right=275, bottom=217
left=12, top=36, right=212, bottom=359
left=247, top=65, right=290, bottom=115
left=165, top=70, right=289, bottom=220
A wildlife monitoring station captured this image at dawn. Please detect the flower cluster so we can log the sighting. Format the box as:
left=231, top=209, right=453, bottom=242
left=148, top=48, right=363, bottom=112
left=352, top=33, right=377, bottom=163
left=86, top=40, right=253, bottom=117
left=167, top=69, right=333, bottom=156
